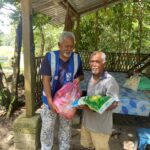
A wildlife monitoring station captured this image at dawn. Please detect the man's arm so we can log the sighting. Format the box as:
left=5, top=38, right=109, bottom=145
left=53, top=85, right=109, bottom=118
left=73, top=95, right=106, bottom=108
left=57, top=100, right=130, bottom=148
left=78, top=75, right=84, bottom=81
left=40, top=53, right=57, bottom=113
left=74, top=75, right=84, bottom=84
left=42, top=75, right=58, bottom=113
left=106, top=101, right=118, bottom=111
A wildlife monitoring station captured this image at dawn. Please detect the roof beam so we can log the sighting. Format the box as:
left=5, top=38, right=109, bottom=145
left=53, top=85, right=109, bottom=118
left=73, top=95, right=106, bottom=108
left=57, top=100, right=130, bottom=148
left=79, top=0, right=120, bottom=15
left=59, top=1, right=80, bottom=18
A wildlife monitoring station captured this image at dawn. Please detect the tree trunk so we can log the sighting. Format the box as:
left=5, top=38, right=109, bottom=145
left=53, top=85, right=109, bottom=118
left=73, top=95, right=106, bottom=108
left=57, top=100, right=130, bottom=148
left=95, top=11, right=98, bottom=51
left=39, top=26, right=45, bottom=56
left=118, top=4, right=123, bottom=52
left=118, top=20, right=122, bottom=51
left=0, top=64, right=4, bottom=89
left=137, top=8, right=142, bottom=63
left=7, top=20, right=22, bottom=118
left=75, top=16, right=80, bottom=52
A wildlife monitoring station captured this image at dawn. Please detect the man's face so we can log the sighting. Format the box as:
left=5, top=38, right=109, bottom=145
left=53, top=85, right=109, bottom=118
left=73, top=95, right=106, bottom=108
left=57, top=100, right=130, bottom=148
left=59, top=37, right=74, bottom=58
left=89, top=53, right=105, bottom=75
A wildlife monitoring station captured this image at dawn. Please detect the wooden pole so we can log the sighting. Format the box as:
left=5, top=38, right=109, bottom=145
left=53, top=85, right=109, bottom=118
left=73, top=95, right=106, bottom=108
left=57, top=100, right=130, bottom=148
left=21, top=0, right=35, bottom=117
left=64, top=2, right=73, bottom=31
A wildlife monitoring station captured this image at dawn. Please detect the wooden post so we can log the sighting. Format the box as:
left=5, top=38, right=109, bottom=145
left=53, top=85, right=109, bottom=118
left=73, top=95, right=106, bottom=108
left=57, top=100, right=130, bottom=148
left=21, top=0, right=35, bottom=117
left=64, top=3, right=73, bottom=31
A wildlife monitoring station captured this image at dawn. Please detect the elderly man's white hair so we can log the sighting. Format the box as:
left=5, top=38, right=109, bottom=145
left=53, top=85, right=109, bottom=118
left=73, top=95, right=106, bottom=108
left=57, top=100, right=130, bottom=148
left=59, top=31, right=75, bottom=43
left=90, top=51, right=106, bottom=63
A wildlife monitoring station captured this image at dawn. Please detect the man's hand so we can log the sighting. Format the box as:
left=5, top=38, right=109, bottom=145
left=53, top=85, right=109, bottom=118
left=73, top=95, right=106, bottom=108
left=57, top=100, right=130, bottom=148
left=51, top=103, right=58, bottom=113
left=48, top=99, right=58, bottom=113
left=106, top=102, right=118, bottom=111
left=79, top=105, right=90, bottom=110
left=73, top=78, right=80, bottom=85
left=43, top=76, right=58, bottom=113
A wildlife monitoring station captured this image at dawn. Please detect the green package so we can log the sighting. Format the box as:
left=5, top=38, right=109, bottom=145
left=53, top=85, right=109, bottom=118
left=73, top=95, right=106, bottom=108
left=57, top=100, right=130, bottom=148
left=72, top=95, right=117, bottom=114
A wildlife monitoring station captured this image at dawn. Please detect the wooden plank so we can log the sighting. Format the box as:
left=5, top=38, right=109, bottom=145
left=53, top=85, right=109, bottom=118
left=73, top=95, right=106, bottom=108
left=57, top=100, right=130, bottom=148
left=64, top=3, right=73, bottom=31
left=21, top=0, right=35, bottom=117
left=59, top=1, right=80, bottom=18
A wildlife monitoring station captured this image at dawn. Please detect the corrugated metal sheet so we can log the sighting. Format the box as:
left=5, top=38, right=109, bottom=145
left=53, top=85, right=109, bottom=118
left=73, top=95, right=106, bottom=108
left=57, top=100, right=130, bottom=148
left=69, top=0, right=103, bottom=12
left=32, top=0, right=121, bottom=25
left=32, top=0, right=66, bottom=25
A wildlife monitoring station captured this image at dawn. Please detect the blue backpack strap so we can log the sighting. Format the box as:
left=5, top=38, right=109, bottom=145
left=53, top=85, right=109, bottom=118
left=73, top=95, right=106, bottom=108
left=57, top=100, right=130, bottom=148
left=63, top=52, right=80, bottom=83
left=47, top=51, right=80, bottom=93
left=73, top=53, right=79, bottom=78
left=42, top=51, right=59, bottom=106
left=49, top=51, right=56, bottom=88
left=42, top=51, right=58, bottom=102
left=64, top=53, right=74, bottom=83
left=51, top=51, right=59, bottom=96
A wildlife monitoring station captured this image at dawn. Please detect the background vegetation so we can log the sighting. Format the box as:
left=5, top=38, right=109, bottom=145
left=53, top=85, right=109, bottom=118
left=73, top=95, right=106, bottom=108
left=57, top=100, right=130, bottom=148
left=78, top=1, right=149, bottom=53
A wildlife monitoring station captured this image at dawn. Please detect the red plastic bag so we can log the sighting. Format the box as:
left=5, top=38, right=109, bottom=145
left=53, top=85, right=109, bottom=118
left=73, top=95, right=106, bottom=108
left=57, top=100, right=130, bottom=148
left=53, top=82, right=81, bottom=120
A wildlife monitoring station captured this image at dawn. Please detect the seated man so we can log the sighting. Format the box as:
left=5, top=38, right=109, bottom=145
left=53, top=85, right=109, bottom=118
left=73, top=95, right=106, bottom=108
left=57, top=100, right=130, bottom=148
left=80, top=51, right=119, bottom=150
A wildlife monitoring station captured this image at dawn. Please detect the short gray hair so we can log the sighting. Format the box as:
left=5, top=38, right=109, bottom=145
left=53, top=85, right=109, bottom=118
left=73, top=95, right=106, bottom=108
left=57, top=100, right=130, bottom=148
left=59, top=31, right=75, bottom=43
left=90, top=51, right=106, bottom=63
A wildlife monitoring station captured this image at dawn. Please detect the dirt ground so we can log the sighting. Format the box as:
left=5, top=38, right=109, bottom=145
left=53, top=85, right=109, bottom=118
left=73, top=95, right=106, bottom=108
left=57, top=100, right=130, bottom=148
left=0, top=108, right=150, bottom=150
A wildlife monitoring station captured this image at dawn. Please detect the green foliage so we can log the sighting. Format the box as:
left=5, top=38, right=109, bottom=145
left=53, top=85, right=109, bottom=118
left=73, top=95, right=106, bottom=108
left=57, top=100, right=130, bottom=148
left=1, top=0, right=20, bottom=25
left=33, top=12, right=51, bottom=27
left=34, top=24, right=63, bottom=56
left=32, top=12, right=64, bottom=56
left=1, top=0, right=149, bottom=55
left=2, top=27, right=16, bottom=46
left=0, top=0, right=20, bottom=7
left=0, top=31, right=4, bottom=46
left=79, top=0, right=150, bottom=53
left=0, top=87, right=10, bottom=109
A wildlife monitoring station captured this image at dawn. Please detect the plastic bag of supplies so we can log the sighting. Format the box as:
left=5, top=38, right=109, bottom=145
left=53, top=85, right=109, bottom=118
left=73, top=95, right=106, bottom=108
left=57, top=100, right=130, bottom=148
left=53, top=82, right=81, bottom=120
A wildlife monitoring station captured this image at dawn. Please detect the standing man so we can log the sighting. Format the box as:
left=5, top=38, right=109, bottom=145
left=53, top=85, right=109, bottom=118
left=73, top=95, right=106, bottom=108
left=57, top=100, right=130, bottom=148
left=40, top=31, right=84, bottom=150
left=80, top=51, right=119, bottom=150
